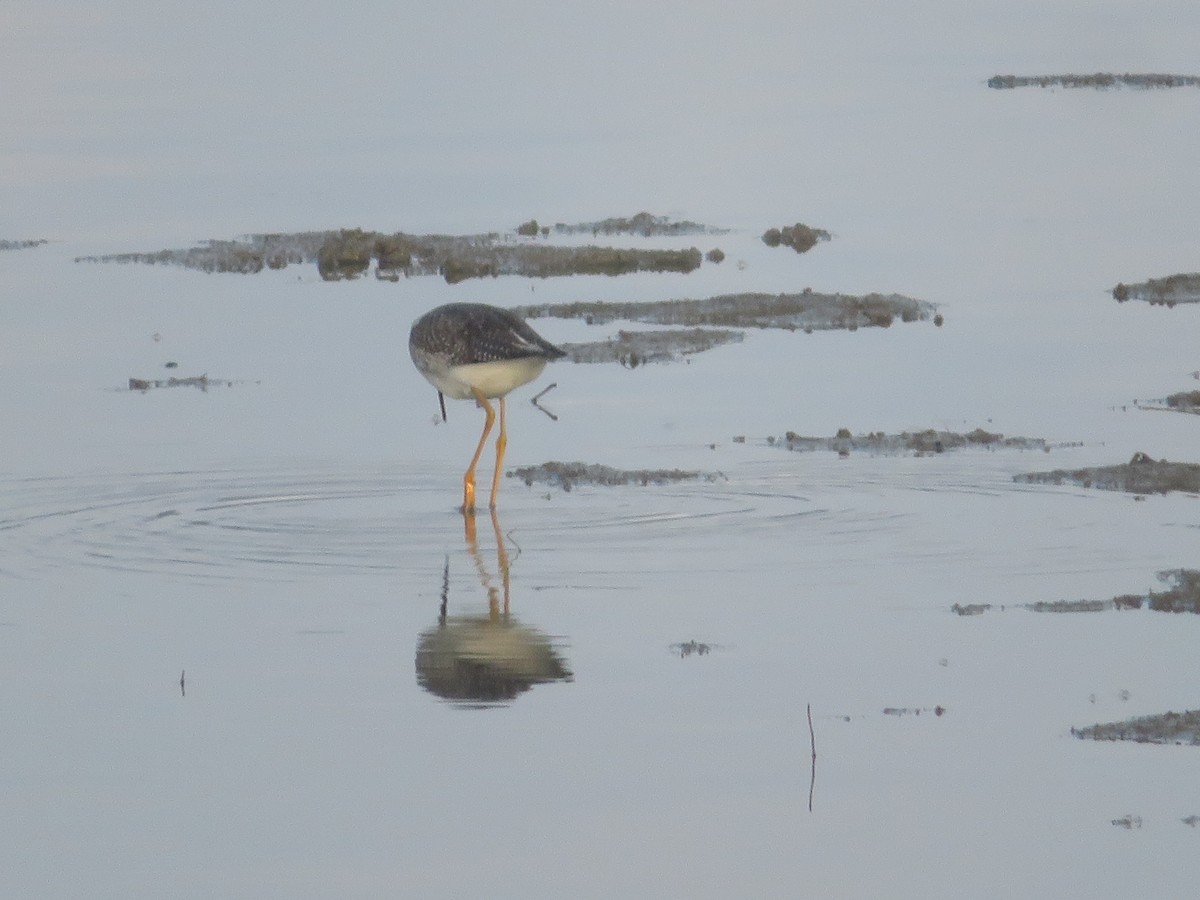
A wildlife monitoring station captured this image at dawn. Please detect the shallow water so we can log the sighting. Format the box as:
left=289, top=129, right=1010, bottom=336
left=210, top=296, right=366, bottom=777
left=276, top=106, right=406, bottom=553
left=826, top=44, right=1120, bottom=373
left=5, top=3, right=1200, bottom=897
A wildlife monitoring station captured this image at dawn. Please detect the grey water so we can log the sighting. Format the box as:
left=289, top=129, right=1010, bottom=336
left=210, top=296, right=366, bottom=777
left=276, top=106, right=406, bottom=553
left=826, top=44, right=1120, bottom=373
left=4, top=3, right=1200, bottom=897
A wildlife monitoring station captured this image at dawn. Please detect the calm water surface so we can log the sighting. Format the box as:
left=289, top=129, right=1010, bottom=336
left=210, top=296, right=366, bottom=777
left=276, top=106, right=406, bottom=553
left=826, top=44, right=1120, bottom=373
left=3, top=3, right=1200, bottom=897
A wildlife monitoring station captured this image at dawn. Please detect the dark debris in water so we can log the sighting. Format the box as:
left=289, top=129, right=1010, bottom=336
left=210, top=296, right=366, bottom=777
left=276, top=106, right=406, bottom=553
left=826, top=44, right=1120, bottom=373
left=774, top=427, right=1049, bottom=456
left=74, top=225, right=706, bottom=283
left=514, top=290, right=938, bottom=332
left=882, top=705, right=947, bottom=717
left=507, top=461, right=725, bottom=492
left=1073, top=709, right=1200, bottom=746
left=128, top=374, right=239, bottom=392
left=1112, top=272, right=1200, bottom=306
left=988, top=73, right=1200, bottom=90
left=0, top=238, right=48, bottom=251
left=560, top=327, right=743, bottom=366
left=1015, top=452, right=1200, bottom=495
left=670, top=640, right=715, bottom=658
left=952, top=569, right=1200, bottom=617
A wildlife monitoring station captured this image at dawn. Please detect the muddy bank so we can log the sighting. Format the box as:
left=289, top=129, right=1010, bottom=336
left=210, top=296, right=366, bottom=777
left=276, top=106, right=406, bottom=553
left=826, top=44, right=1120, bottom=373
left=514, top=291, right=939, bottom=332
left=547, top=212, right=723, bottom=237
left=560, top=328, right=743, bottom=366
left=771, top=427, right=1048, bottom=456
left=507, top=461, right=724, bottom=491
left=953, top=569, right=1200, bottom=617
left=1015, top=452, right=1200, bottom=495
left=1112, top=273, right=1200, bottom=306
left=1072, top=709, right=1200, bottom=746
left=762, top=223, right=831, bottom=253
left=76, top=228, right=704, bottom=283
left=988, top=73, right=1200, bottom=90
left=0, top=239, right=48, bottom=251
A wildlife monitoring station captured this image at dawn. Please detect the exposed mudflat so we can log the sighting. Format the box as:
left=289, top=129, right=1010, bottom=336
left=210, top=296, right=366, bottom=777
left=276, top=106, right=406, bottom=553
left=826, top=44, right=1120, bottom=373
left=988, top=73, right=1200, bottom=90
left=762, top=222, right=832, bottom=253
left=559, top=327, right=743, bottom=366
left=953, top=569, right=1200, bottom=616
left=1015, top=452, right=1200, bottom=494
left=771, top=427, right=1049, bottom=456
left=515, top=290, right=938, bottom=331
left=75, top=227, right=705, bottom=283
left=1112, top=273, right=1200, bottom=305
left=1073, top=709, right=1200, bottom=745
left=506, top=461, right=725, bottom=491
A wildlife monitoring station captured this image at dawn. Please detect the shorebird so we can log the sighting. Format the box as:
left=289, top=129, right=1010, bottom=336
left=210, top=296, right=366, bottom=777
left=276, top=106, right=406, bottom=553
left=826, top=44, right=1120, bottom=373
left=409, top=302, right=566, bottom=512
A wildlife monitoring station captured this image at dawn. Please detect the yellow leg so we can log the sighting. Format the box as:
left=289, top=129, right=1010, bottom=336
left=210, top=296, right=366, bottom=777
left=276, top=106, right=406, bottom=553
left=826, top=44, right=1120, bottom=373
left=463, top=388, right=495, bottom=514
left=489, top=396, right=507, bottom=510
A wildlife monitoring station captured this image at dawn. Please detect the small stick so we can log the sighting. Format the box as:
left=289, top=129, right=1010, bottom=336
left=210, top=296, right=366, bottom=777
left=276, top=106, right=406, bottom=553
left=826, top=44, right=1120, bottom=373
left=180, top=669, right=186, bottom=698
left=531, top=382, right=559, bottom=421
left=807, top=703, right=816, bottom=813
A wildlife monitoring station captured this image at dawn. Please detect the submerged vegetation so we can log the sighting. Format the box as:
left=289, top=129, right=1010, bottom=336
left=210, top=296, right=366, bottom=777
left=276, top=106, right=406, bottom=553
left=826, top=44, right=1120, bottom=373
left=0, top=238, right=48, bottom=251
left=988, top=73, right=1200, bottom=90
left=1015, top=452, right=1200, bottom=495
left=1112, top=273, right=1200, bottom=306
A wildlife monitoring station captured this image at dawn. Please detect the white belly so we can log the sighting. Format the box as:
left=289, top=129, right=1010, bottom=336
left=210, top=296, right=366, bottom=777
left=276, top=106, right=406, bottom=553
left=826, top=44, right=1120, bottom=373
left=425, top=357, right=549, bottom=400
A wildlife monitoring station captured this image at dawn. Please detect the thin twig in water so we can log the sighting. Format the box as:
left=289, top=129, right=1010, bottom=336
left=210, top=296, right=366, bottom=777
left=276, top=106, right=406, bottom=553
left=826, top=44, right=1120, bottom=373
left=807, top=703, right=816, bottom=813
left=531, top=382, right=559, bottom=421
left=180, top=669, right=186, bottom=698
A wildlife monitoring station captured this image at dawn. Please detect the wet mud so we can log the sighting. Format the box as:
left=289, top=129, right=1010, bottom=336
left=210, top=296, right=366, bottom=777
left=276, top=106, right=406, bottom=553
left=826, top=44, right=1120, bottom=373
left=772, top=427, right=1049, bottom=456
left=988, top=73, right=1200, bottom=90
left=761, top=223, right=832, bottom=253
left=514, top=290, right=938, bottom=332
left=1072, top=709, right=1200, bottom=746
left=506, top=461, right=725, bottom=491
left=559, top=327, right=743, bottom=366
left=952, top=569, right=1200, bottom=617
left=76, top=228, right=704, bottom=283
left=1112, top=273, right=1200, bottom=306
left=1015, top=452, right=1200, bottom=495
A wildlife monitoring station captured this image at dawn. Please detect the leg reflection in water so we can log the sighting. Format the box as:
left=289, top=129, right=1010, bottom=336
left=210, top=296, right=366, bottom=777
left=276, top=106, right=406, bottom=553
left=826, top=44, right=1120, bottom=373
left=415, top=509, right=573, bottom=708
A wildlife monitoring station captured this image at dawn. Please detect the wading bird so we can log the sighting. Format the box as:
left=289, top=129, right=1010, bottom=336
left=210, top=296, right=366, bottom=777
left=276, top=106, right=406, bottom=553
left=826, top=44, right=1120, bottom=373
left=409, top=302, right=565, bottom=512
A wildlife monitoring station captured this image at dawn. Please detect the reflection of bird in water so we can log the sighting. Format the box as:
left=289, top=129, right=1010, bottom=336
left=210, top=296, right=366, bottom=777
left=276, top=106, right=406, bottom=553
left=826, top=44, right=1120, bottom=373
left=415, top=509, right=572, bottom=708
left=409, top=303, right=565, bottom=512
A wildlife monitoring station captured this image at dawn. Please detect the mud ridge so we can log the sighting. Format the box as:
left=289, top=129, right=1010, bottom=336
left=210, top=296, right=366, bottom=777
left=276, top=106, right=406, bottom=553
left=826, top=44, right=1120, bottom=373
left=1073, top=709, right=1200, bottom=745
left=507, top=461, right=725, bottom=491
left=988, top=73, right=1200, bottom=90
left=1112, top=273, right=1200, bottom=306
left=514, top=291, right=939, bottom=332
left=771, top=427, right=1048, bottom=456
left=952, top=569, right=1200, bottom=617
left=76, top=228, right=704, bottom=283
left=560, top=328, right=743, bottom=366
left=1015, top=452, right=1200, bottom=495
